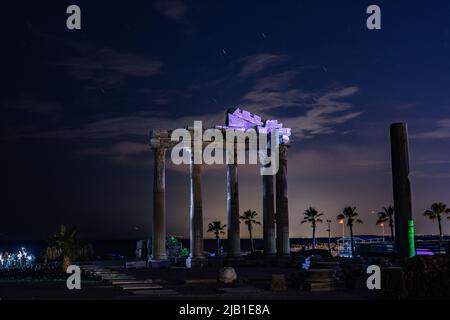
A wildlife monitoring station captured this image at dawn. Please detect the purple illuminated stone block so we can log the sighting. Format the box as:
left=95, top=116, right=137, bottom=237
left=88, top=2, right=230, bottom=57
left=415, top=249, right=434, bottom=256
left=217, top=107, right=291, bottom=143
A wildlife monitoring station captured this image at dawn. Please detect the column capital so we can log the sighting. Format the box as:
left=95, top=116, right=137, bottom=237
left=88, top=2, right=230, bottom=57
left=279, top=143, right=288, bottom=160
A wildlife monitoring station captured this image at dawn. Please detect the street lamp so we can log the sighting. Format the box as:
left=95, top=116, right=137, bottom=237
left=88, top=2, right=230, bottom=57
left=338, top=218, right=345, bottom=253
left=338, top=218, right=345, bottom=239
left=380, top=223, right=385, bottom=242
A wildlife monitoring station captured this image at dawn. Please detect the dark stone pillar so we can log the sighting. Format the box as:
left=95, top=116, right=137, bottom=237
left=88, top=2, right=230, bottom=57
left=276, top=144, right=290, bottom=257
left=187, top=151, right=206, bottom=267
left=390, top=123, right=413, bottom=259
left=262, top=168, right=276, bottom=256
left=152, top=147, right=168, bottom=262
left=227, top=151, right=241, bottom=258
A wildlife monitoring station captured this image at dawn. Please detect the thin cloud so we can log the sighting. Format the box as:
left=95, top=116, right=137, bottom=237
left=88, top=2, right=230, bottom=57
left=241, top=66, right=362, bottom=139
left=6, top=53, right=362, bottom=165
left=412, top=119, right=450, bottom=139
left=239, top=54, right=287, bottom=78
left=58, top=47, right=161, bottom=87
left=4, top=98, right=62, bottom=115
left=1, top=99, right=64, bottom=139
left=80, top=141, right=150, bottom=166
left=7, top=88, right=362, bottom=162
left=286, top=144, right=389, bottom=177
left=156, top=0, right=188, bottom=23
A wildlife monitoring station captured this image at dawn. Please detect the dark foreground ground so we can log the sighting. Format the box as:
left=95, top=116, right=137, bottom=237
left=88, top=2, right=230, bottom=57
left=0, top=266, right=375, bottom=300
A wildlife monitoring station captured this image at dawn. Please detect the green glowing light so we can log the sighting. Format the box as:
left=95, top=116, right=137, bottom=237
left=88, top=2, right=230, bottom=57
left=408, top=220, right=416, bottom=257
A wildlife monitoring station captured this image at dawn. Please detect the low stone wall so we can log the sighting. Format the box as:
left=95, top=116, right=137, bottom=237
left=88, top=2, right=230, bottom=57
left=379, top=256, right=450, bottom=299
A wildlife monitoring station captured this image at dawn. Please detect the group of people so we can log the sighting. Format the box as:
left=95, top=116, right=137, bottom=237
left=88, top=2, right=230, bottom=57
left=0, top=247, right=35, bottom=269
left=0, top=261, right=64, bottom=280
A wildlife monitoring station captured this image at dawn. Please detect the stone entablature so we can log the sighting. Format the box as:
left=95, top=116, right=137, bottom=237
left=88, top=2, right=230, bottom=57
left=148, top=110, right=291, bottom=267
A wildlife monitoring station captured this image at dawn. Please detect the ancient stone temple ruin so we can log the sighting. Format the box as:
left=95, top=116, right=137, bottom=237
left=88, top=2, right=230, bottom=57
left=148, top=108, right=291, bottom=267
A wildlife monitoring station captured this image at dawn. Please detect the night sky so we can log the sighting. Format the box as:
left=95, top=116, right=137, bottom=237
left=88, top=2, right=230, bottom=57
left=2, top=0, right=450, bottom=241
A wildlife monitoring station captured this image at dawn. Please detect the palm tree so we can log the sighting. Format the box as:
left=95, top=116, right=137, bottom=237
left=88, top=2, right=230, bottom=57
left=207, top=221, right=227, bottom=255
left=47, top=225, right=81, bottom=271
left=375, top=205, right=395, bottom=239
left=326, top=219, right=332, bottom=254
left=424, top=202, right=450, bottom=241
left=301, top=207, right=324, bottom=249
left=337, top=207, right=363, bottom=256
left=240, top=210, right=261, bottom=253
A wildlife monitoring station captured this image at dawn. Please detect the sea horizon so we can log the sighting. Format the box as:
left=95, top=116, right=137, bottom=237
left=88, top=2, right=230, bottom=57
left=2, top=235, right=448, bottom=258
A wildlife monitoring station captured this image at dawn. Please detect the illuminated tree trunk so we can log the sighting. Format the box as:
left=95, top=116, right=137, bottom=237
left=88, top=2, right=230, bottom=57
left=63, top=255, right=71, bottom=272
left=312, top=221, right=316, bottom=249
left=216, top=233, right=220, bottom=255
left=350, top=224, right=355, bottom=257
left=438, top=215, right=443, bottom=241
left=389, top=217, right=395, bottom=239
left=248, top=224, right=254, bottom=253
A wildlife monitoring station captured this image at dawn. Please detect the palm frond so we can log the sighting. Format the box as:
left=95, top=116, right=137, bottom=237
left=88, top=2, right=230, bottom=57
left=302, top=207, right=324, bottom=226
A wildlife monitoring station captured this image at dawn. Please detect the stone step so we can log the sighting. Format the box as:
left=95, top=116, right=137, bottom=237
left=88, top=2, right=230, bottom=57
left=306, top=275, right=343, bottom=280
left=101, top=273, right=134, bottom=278
left=306, top=268, right=337, bottom=272
left=129, top=289, right=180, bottom=296
left=304, top=269, right=337, bottom=280
left=82, top=269, right=113, bottom=279
left=125, top=260, right=147, bottom=269
left=305, top=278, right=340, bottom=284
left=101, top=275, right=136, bottom=281
left=310, top=261, right=340, bottom=268
left=80, top=265, right=106, bottom=270
left=185, top=279, right=217, bottom=284
left=120, top=284, right=164, bottom=291
left=93, top=271, right=119, bottom=275
left=307, top=280, right=343, bottom=292
left=111, top=280, right=153, bottom=286
left=216, top=287, right=265, bottom=294
left=97, top=272, right=125, bottom=276
left=83, top=269, right=111, bottom=273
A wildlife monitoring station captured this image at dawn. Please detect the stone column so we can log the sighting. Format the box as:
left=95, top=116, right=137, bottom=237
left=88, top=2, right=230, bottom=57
left=151, top=147, right=168, bottom=262
left=390, top=123, right=413, bottom=259
left=226, top=150, right=241, bottom=258
left=187, top=150, right=206, bottom=267
left=276, top=144, right=290, bottom=257
left=262, top=167, right=276, bottom=256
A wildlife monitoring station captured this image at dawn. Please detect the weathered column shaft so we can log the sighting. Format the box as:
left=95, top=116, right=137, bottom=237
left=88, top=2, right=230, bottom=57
left=189, top=153, right=205, bottom=263
left=276, top=144, right=290, bottom=256
left=227, top=152, right=241, bottom=257
left=390, top=123, right=413, bottom=259
left=262, top=170, right=276, bottom=255
left=152, top=147, right=168, bottom=261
